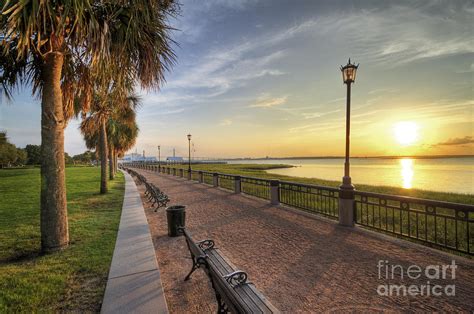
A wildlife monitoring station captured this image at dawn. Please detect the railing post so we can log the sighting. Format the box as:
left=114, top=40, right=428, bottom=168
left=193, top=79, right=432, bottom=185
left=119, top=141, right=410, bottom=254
left=173, top=168, right=176, bottom=176
left=199, top=171, right=203, bottom=183
left=270, top=180, right=280, bottom=205
left=234, top=175, right=241, bottom=193
left=180, top=169, right=184, bottom=177
left=213, top=173, right=219, bottom=187
left=338, top=189, right=355, bottom=227
left=167, top=167, right=170, bottom=175
left=187, top=169, right=192, bottom=180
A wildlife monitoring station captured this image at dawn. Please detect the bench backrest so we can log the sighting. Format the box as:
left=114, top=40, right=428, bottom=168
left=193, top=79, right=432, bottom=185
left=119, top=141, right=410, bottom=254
left=180, top=228, right=207, bottom=261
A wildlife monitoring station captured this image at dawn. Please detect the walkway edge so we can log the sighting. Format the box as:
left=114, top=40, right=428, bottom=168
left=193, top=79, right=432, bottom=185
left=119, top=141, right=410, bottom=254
left=101, top=170, right=168, bottom=314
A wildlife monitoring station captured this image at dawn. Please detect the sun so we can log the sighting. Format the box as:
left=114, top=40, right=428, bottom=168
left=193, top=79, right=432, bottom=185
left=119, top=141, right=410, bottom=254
left=394, top=121, right=418, bottom=145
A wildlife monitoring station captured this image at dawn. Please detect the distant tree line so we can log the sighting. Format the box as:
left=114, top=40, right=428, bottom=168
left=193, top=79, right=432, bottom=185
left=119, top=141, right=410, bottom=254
left=0, top=131, right=26, bottom=168
left=0, top=131, right=97, bottom=168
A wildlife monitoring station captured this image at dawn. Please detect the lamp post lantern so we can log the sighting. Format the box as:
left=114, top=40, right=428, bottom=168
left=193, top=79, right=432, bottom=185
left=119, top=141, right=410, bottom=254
left=338, top=59, right=358, bottom=227
left=157, top=145, right=161, bottom=165
left=340, top=59, right=359, bottom=193
left=187, top=134, right=192, bottom=172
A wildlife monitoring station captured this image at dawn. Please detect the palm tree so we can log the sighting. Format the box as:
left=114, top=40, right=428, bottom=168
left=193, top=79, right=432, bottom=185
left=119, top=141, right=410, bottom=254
left=107, top=101, right=140, bottom=180
left=110, top=116, right=140, bottom=176
left=81, top=92, right=140, bottom=193
left=0, top=1, right=176, bottom=252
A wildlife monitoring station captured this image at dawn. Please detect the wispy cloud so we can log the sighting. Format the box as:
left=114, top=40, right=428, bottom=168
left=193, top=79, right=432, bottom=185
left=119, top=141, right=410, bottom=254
left=455, top=63, right=474, bottom=74
left=301, top=109, right=340, bottom=119
left=303, top=3, right=474, bottom=66
left=250, top=94, right=288, bottom=108
left=436, top=136, right=474, bottom=146
left=218, top=119, right=233, bottom=126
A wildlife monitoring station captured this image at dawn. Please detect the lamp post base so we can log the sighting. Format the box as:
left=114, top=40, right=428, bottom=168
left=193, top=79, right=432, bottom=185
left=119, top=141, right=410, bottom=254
left=338, top=198, right=355, bottom=227
left=339, top=176, right=355, bottom=226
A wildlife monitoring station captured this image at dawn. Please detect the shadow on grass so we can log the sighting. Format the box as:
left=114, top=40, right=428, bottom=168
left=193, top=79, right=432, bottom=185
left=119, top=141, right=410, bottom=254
left=0, top=249, right=42, bottom=265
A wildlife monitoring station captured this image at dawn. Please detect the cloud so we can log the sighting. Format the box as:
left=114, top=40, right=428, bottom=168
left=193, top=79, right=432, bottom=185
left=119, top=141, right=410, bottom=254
left=301, top=109, right=341, bottom=119
left=436, top=136, right=474, bottom=146
left=455, top=63, right=474, bottom=74
left=171, top=0, right=259, bottom=43
left=304, top=3, right=474, bottom=66
left=250, top=94, right=288, bottom=108
left=219, top=119, right=232, bottom=126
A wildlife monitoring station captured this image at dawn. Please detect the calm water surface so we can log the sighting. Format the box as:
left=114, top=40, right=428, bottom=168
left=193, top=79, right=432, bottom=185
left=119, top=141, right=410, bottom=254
left=228, top=157, right=474, bottom=195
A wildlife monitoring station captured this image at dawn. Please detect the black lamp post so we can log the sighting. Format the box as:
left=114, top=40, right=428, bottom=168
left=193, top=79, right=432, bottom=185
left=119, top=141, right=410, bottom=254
left=187, top=134, right=192, bottom=172
left=157, top=145, right=161, bottom=165
left=340, top=59, right=359, bottom=194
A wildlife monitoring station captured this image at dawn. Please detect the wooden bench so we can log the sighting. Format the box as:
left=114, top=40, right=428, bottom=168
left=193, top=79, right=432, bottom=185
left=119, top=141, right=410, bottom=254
left=144, top=182, right=170, bottom=210
left=124, top=167, right=170, bottom=210
left=179, top=227, right=279, bottom=313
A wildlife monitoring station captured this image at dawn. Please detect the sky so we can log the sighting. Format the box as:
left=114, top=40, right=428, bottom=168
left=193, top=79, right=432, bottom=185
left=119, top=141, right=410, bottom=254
left=0, top=0, right=473, bottom=158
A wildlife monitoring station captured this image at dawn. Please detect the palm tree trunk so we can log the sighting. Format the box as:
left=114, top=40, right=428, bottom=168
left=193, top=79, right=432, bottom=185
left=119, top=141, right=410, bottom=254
left=40, top=49, right=69, bottom=253
left=109, top=144, right=114, bottom=180
left=115, top=153, right=118, bottom=173
left=100, top=119, right=108, bottom=193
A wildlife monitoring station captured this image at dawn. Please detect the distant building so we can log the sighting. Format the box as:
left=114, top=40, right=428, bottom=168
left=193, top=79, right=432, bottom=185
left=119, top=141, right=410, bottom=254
left=120, top=153, right=157, bottom=163
left=166, top=156, right=184, bottom=162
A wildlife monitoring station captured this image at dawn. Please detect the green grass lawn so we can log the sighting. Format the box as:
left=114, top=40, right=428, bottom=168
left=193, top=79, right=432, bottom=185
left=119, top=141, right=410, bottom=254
left=0, top=167, right=124, bottom=312
left=168, top=163, right=473, bottom=205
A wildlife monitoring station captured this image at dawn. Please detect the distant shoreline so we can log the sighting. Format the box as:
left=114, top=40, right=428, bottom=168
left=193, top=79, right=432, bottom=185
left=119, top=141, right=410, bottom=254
left=227, top=155, right=474, bottom=161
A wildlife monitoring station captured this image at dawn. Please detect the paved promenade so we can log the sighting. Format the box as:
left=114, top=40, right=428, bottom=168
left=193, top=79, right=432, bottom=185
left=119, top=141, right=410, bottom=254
left=136, top=168, right=474, bottom=312
left=101, top=170, right=168, bottom=314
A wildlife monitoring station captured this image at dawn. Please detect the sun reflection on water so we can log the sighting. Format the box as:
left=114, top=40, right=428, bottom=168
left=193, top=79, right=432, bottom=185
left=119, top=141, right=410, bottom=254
left=400, top=158, right=414, bottom=189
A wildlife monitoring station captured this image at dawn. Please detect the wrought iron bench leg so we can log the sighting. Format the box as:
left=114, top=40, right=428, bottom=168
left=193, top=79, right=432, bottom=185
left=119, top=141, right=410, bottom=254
left=184, top=260, right=199, bottom=281
left=217, top=294, right=229, bottom=314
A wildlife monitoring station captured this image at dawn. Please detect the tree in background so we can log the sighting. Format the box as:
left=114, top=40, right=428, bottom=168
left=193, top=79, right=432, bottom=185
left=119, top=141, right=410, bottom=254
left=73, top=151, right=96, bottom=165
left=0, top=131, right=6, bottom=145
left=108, top=108, right=140, bottom=178
left=16, top=148, right=27, bottom=165
left=64, top=153, right=74, bottom=165
left=25, top=145, right=41, bottom=165
left=0, top=131, right=26, bottom=167
left=81, top=91, right=140, bottom=192
left=0, top=142, right=18, bottom=168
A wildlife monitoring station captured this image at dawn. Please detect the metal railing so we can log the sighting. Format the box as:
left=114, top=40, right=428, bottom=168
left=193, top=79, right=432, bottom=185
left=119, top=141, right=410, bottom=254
left=354, top=191, right=473, bottom=254
left=280, top=181, right=339, bottom=219
left=218, top=173, right=235, bottom=191
left=191, top=170, right=200, bottom=181
left=241, top=177, right=270, bottom=200
left=124, top=163, right=474, bottom=255
left=202, top=171, right=214, bottom=185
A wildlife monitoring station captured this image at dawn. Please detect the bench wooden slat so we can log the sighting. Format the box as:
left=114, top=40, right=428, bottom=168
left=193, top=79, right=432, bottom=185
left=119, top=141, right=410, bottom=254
left=207, top=249, right=234, bottom=274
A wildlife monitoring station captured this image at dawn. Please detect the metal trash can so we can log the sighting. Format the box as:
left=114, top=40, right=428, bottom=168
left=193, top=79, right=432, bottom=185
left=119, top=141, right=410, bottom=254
left=166, top=205, right=186, bottom=237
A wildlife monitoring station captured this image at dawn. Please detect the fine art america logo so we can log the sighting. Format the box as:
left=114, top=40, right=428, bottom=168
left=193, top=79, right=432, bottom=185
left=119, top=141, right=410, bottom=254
left=377, top=260, right=457, bottom=297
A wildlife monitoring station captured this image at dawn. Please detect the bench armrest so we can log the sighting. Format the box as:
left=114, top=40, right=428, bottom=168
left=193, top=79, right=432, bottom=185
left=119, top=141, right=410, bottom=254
left=223, top=270, right=248, bottom=287
left=196, top=239, right=215, bottom=251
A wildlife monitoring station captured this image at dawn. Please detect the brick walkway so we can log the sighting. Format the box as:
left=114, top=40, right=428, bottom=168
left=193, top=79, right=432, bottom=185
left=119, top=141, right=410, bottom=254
left=135, top=169, right=474, bottom=313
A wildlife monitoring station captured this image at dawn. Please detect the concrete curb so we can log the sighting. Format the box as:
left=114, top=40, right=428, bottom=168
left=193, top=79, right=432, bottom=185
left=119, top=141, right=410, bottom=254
left=101, top=170, right=168, bottom=314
